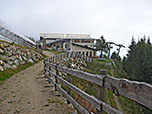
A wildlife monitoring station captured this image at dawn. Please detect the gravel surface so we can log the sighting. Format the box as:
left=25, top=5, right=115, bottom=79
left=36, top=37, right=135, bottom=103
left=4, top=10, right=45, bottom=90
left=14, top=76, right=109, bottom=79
left=0, top=51, right=75, bottom=114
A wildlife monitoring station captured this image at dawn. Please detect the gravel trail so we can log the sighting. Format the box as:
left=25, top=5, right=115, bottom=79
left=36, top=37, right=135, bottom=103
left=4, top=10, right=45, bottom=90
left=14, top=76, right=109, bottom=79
left=0, top=51, right=74, bottom=114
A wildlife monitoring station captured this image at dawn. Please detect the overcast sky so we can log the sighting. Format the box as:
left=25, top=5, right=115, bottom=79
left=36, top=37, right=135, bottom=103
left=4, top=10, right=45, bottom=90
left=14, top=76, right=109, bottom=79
left=0, top=0, right=152, bottom=57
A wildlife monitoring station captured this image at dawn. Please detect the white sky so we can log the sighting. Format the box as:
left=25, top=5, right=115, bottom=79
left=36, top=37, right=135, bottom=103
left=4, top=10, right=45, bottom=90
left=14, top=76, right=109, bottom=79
left=0, top=0, right=152, bottom=57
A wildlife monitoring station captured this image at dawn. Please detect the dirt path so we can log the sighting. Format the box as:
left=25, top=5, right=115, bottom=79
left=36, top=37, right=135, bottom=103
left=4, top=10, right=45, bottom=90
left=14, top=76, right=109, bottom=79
left=0, top=51, right=74, bottom=114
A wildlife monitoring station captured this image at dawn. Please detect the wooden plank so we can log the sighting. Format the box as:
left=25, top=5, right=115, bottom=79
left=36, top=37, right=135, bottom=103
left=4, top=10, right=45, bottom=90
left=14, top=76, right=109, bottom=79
left=57, top=66, right=104, bottom=86
left=45, top=67, right=123, bottom=114
left=56, top=84, right=90, bottom=114
left=56, top=75, right=102, bottom=111
left=54, top=73, right=122, bottom=114
left=45, top=62, right=56, bottom=69
left=102, top=102, right=123, bottom=114
left=104, top=75, right=152, bottom=110
left=97, top=70, right=106, bottom=114
left=45, top=74, right=55, bottom=85
left=67, top=63, right=71, bottom=104
left=55, top=64, right=59, bottom=91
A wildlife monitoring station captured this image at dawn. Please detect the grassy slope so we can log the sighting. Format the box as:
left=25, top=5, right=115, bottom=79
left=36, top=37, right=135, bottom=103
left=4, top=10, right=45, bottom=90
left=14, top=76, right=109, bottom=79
left=86, top=59, right=142, bottom=114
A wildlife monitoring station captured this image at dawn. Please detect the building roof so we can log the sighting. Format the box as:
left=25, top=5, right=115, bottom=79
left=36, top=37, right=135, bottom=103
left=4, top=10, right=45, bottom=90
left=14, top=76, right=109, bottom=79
left=46, top=39, right=68, bottom=45
left=72, top=43, right=97, bottom=51
left=40, top=33, right=96, bottom=40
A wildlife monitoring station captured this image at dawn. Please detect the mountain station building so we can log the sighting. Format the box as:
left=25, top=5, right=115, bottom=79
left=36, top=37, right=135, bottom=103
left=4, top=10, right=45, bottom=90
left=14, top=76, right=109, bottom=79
left=40, top=33, right=97, bottom=57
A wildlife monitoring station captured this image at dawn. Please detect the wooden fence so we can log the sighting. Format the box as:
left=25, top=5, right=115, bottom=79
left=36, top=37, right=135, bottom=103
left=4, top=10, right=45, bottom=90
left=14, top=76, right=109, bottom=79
left=43, top=55, right=152, bottom=114
left=48, top=51, right=93, bottom=63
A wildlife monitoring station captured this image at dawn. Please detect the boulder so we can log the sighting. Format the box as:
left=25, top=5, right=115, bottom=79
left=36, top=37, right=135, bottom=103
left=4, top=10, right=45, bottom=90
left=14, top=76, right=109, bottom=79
left=22, top=56, right=27, bottom=61
left=6, top=64, right=11, bottom=69
left=18, top=55, right=23, bottom=62
left=7, top=51, right=12, bottom=57
left=3, top=63, right=7, bottom=70
left=7, top=47, right=11, bottom=51
left=0, top=60, right=3, bottom=65
left=8, top=61, right=13, bottom=65
left=20, top=61, right=25, bottom=65
left=9, top=56, right=16, bottom=61
left=11, top=65, right=17, bottom=69
left=0, top=66, right=4, bottom=71
left=28, top=59, right=34, bottom=63
left=70, top=58, right=75, bottom=62
left=0, top=48, right=4, bottom=53
left=3, top=43, right=9, bottom=47
left=14, top=59, right=19, bottom=66
left=0, top=43, right=4, bottom=48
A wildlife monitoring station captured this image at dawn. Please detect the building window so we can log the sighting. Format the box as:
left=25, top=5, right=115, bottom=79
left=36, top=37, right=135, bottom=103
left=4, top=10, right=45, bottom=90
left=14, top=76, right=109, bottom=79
left=82, top=52, right=85, bottom=55
left=86, top=52, right=88, bottom=56
left=90, top=51, right=92, bottom=57
left=94, top=51, right=96, bottom=56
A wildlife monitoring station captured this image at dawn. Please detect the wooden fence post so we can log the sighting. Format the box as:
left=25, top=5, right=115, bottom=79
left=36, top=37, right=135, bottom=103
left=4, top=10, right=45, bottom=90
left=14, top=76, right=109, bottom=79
left=67, top=62, right=71, bottom=104
left=53, top=56, right=54, bottom=63
left=96, top=70, right=106, bottom=114
left=55, top=63, right=59, bottom=91
left=43, top=60, right=46, bottom=78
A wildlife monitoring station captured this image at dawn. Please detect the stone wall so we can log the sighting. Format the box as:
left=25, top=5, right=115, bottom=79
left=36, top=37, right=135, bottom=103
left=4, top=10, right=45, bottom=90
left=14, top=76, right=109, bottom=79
left=0, top=41, right=43, bottom=71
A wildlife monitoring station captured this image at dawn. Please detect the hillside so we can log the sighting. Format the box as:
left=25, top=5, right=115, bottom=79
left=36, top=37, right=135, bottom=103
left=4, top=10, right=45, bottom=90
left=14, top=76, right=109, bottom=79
left=86, top=59, right=151, bottom=114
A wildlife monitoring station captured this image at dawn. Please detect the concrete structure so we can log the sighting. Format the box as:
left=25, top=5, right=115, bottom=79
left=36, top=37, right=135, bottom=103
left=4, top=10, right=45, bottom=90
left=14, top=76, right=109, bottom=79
left=40, top=33, right=97, bottom=57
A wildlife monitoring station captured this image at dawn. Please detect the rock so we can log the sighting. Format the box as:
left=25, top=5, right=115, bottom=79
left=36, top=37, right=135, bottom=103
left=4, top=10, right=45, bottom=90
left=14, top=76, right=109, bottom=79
left=71, top=64, right=76, bottom=68
left=9, top=56, right=16, bottom=61
left=3, top=43, right=8, bottom=47
left=18, top=55, right=23, bottom=61
left=7, top=47, right=11, bottom=51
left=22, top=56, right=27, bottom=61
left=12, top=51, right=16, bottom=55
left=80, top=66, right=84, bottom=71
left=0, top=48, right=4, bottom=53
left=6, top=64, right=11, bottom=69
left=14, top=59, right=19, bottom=66
left=70, top=58, right=75, bottom=62
left=8, top=61, right=13, bottom=65
left=0, top=55, right=8, bottom=62
left=3, top=63, right=7, bottom=70
left=20, top=61, right=25, bottom=65
left=11, top=65, right=17, bottom=69
left=7, top=51, right=12, bottom=57
left=0, top=60, right=3, bottom=65
left=28, top=59, right=34, bottom=63
left=0, top=43, right=4, bottom=48
left=0, top=66, right=4, bottom=71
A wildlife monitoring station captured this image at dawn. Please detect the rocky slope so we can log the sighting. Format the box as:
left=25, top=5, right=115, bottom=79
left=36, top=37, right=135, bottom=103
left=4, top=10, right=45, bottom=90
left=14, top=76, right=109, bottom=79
left=0, top=41, right=43, bottom=71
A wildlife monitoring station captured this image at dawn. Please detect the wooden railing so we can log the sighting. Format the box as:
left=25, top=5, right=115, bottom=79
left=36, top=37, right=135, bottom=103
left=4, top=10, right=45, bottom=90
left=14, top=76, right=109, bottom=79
left=43, top=55, right=152, bottom=114
left=48, top=51, right=93, bottom=63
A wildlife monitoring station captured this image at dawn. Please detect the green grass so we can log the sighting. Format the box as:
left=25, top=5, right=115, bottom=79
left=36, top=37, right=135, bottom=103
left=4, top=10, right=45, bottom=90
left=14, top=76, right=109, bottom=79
left=0, top=62, right=33, bottom=84
left=86, top=59, right=143, bottom=114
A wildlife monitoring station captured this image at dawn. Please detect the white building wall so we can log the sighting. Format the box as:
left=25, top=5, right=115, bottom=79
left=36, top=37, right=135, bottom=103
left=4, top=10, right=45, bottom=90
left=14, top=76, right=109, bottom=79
left=71, top=44, right=96, bottom=57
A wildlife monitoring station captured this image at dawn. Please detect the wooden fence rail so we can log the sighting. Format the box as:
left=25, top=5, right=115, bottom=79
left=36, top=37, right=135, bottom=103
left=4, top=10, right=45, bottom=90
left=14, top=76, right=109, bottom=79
left=44, top=55, right=152, bottom=114
left=48, top=51, right=93, bottom=63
